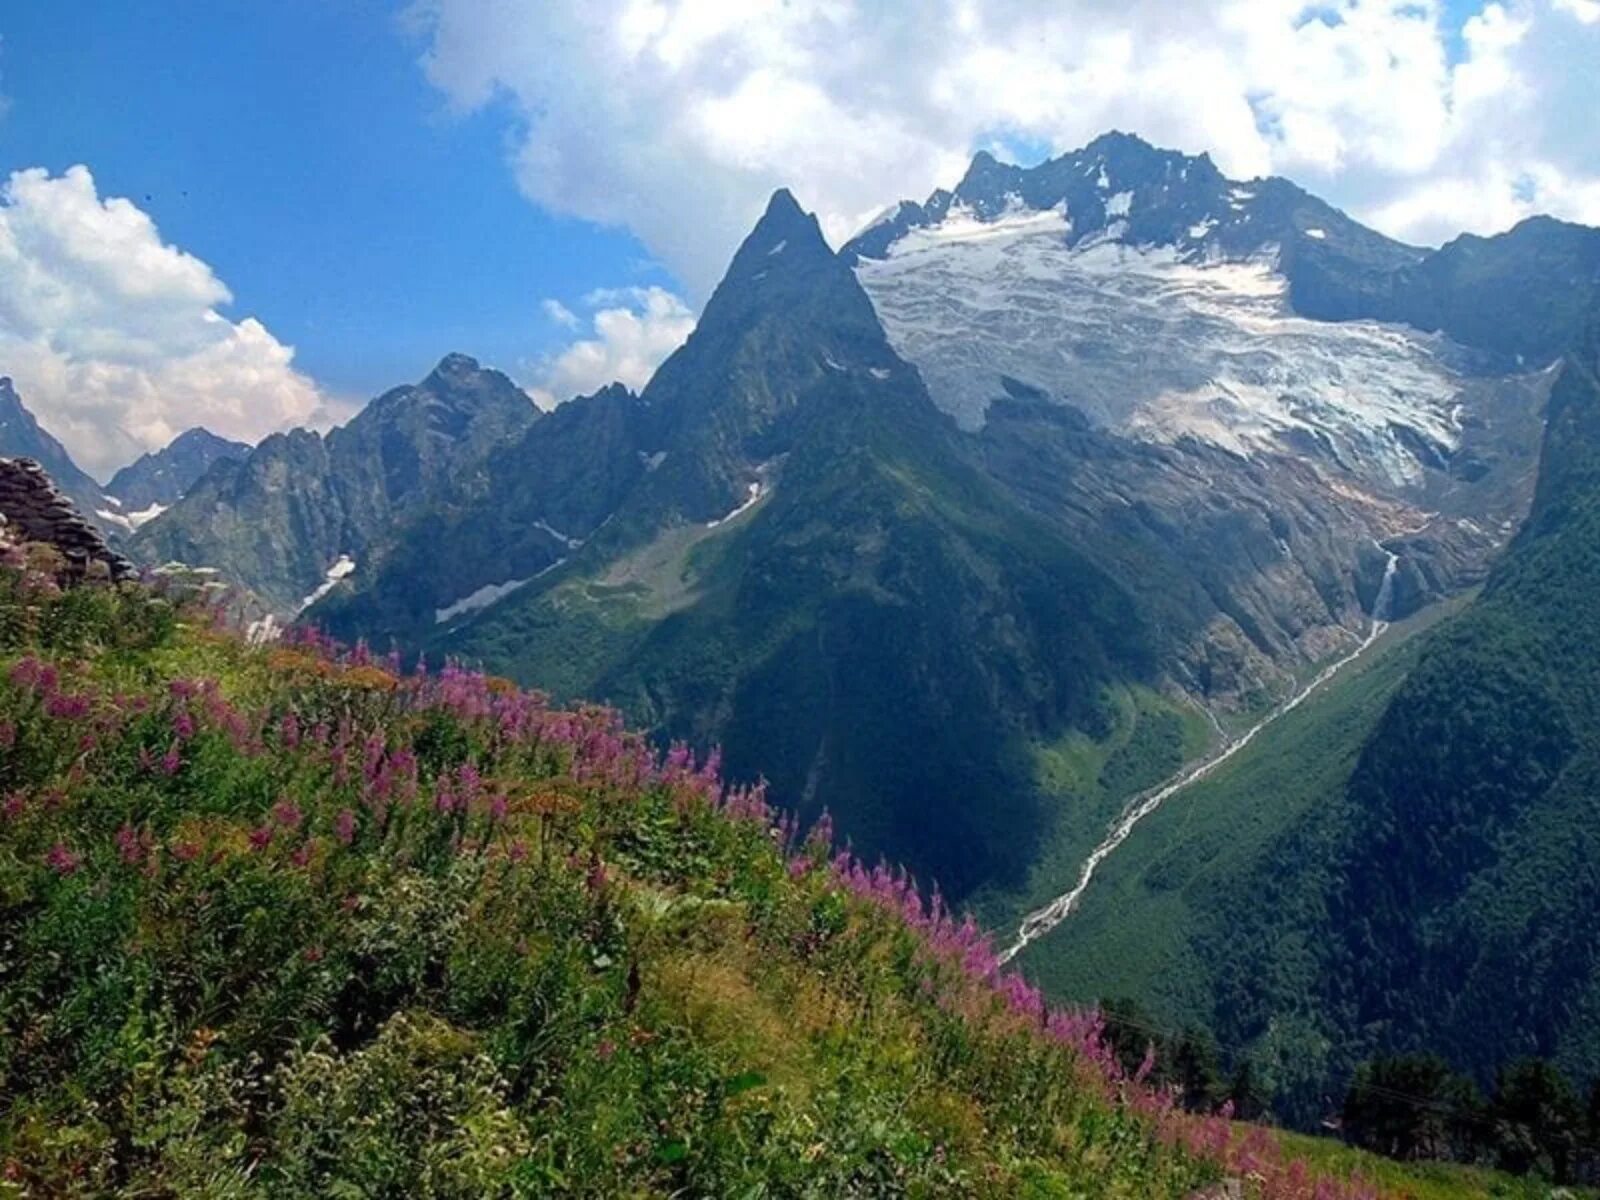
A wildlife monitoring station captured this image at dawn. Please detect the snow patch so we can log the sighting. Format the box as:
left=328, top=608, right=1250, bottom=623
left=534, top=519, right=583, bottom=549
left=1105, top=190, right=1133, bottom=218
left=706, top=479, right=767, bottom=529
left=767, top=239, right=787, bottom=255
left=297, top=555, right=355, bottom=614
left=639, top=450, right=667, bottom=471
left=96, top=501, right=167, bottom=533
left=434, top=558, right=568, bottom=625
left=1304, top=227, right=1327, bottom=239
left=850, top=200, right=909, bottom=240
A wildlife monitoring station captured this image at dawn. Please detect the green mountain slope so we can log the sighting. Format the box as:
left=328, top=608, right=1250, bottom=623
left=1325, top=318, right=1600, bottom=1084
left=0, top=534, right=1408, bottom=1199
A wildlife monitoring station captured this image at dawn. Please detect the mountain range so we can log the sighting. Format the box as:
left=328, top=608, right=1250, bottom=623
left=0, top=376, right=249, bottom=538
left=7, top=130, right=1600, bottom=1124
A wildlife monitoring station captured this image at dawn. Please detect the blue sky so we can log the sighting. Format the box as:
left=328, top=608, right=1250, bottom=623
left=0, top=1, right=1595, bottom=477
left=0, top=1, right=673, bottom=402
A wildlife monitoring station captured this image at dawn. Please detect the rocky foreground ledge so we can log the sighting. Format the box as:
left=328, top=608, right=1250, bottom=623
left=0, top=456, right=134, bottom=581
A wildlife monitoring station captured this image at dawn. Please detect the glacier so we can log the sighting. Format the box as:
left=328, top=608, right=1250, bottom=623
left=854, top=204, right=1466, bottom=489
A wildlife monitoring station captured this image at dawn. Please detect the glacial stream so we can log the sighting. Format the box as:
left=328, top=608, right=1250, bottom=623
left=997, top=547, right=1400, bottom=965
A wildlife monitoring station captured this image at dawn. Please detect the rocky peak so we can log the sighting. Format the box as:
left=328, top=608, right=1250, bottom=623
left=106, top=427, right=251, bottom=512
left=425, top=351, right=486, bottom=386
left=720, top=188, right=836, bottom=284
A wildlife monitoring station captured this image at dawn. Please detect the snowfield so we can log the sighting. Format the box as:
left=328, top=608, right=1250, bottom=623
left=855, top=204, right=1466, bottom=488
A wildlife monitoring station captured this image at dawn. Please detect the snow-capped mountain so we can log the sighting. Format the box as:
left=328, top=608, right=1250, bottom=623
left=846, top=132, right=1481, bottom=491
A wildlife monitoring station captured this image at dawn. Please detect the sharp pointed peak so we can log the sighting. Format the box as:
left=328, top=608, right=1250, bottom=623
left=736, top=187, right=830, bottom=264
left=764, top=187, right=805, bottom=220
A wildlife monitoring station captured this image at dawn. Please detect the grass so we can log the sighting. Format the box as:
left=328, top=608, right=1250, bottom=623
left=970, top=684, right=1213, bottom=939
left=1274, top=1129, right=1595, bottom=1200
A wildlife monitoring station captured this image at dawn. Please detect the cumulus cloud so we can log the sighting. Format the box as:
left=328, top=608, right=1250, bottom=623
left=0, top=165, right=343, bottom=479
left=411, top=0, right=1600, bottom=291
left=529, top=285, right=695, bottom=407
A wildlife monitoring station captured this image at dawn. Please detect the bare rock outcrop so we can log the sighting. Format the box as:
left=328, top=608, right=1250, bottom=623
left=0, top=457, right=135, bottom=581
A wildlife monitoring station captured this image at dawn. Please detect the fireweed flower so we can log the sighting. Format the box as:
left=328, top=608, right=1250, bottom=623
left=334, top=808, right=357, bottom=845
left=44, top=692, right=91, bottom=720
left=44, top=842, right=80, bottom=875
left=115, top=824, right=144, bottom=865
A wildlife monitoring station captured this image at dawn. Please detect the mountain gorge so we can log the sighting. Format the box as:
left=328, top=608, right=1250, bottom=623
left=1001, top=319, right=1600, bottom=1123
left=94, top=131, right=1600, bottom=1129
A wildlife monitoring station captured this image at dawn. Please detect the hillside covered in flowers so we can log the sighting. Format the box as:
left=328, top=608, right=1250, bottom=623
left=0, top=542, right=1402, bottom=1198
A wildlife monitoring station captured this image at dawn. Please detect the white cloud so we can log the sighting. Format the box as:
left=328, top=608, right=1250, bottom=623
left=411, top=0, right=1600, bottom=290
left=528, top=285, right=694, bottom=407
left=0, top=165, right=343, bottom=479
left=541, top=297, right=581, bottom=329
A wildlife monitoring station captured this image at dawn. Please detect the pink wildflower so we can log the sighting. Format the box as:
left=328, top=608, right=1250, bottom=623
left=115, top=824, right=144, bottom=865
left=44, top=692, right=91, bottom=720
left=44, top=842, right=80, bottom=875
